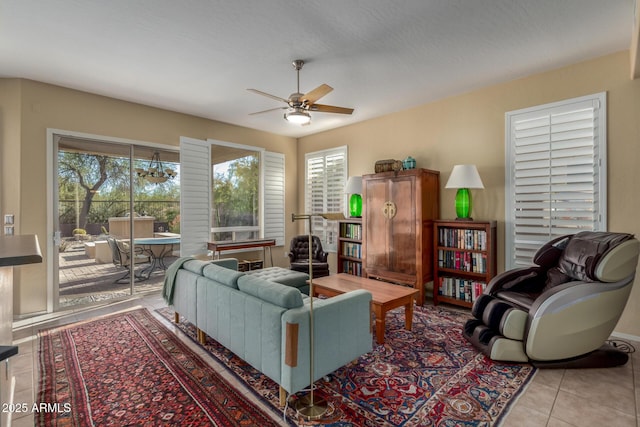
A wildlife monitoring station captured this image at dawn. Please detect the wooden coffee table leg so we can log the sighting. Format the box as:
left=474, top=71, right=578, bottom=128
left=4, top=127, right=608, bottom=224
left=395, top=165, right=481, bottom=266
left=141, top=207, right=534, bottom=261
left=405, top=297, right=415, bottom=331
left=372, top=304, right=385, bottom=344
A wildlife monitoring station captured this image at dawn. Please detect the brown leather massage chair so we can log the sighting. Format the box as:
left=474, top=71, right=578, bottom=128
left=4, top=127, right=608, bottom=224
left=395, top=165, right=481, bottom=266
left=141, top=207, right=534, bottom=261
left=464, top=231, right=640, bottom=368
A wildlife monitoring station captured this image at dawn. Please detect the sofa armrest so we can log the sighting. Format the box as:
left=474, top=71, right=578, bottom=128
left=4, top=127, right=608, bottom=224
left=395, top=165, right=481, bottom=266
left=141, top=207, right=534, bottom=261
left=280, top=289, right=373, bottom=395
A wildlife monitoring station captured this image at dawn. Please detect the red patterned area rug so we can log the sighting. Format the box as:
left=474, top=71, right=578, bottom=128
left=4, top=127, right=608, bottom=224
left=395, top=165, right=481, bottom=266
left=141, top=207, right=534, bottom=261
left=36, top=307, right=281, bottom=426
left=160, top=304, right=535, bottom=426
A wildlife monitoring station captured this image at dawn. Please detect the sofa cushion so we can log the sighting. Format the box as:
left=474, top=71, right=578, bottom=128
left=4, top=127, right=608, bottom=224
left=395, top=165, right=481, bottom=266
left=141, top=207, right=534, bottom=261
left=203, top=263, right=243, bottom=289
left=237, top=275, right=304, bottom=308
left=245, top=267, right=308, bottom=290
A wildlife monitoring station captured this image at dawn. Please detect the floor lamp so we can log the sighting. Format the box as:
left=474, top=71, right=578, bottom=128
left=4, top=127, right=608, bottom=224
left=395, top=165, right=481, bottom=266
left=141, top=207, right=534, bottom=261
left=290, top=212, right=343, bottom=420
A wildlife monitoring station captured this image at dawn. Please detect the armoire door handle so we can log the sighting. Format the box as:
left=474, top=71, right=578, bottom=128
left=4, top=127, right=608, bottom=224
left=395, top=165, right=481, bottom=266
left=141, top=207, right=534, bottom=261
left=382, top=201, right=397, bottom=219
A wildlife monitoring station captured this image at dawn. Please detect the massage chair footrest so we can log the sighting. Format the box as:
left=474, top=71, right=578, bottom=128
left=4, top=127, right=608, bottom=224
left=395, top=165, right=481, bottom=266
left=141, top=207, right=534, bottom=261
left=463, top=319, right=529, bottom=362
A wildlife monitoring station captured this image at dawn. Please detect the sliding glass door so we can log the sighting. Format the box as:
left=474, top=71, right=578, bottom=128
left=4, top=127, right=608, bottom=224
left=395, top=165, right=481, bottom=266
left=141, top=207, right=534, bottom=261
left=53, top=135, right=179, bottom=309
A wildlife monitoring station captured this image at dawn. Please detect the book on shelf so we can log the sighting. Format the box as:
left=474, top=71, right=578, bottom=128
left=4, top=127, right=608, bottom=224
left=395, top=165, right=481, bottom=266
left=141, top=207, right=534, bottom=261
left=437, top=250, right=487, bottom=273
left=437, top=276, right=487, bottom=303
left=342, top=260, right=362, bottom=276
left=341, top=241, right=362, bottom=259
left=438, top=227, right=487, bottom=250
left=340, top=222, right=362, bottom=240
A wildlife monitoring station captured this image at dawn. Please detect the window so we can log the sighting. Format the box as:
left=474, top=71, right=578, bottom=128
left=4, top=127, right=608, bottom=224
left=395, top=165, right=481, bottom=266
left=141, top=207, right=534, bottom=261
left=505, top=92, right=606, bottom=269
left=179, top=137, right=284, bottom=257
left=305, top=146, right=348, bottom=252
left=212, top=150, right=260, bottom=241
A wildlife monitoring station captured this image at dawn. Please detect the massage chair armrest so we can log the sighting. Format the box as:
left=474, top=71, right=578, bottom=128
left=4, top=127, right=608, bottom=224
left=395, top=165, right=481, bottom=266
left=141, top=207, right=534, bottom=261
left=525, top=276, right=634, bottom=361
left=485, top=266, right=547, bottom=295
left=528, top=277, right=632, bottom=318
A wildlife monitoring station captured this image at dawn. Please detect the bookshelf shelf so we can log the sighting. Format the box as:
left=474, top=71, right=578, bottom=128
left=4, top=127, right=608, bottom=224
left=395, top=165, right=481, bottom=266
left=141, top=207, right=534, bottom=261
left=433, top=220, right=497, bottom=308
left=338, top=218, right=363, bottom=276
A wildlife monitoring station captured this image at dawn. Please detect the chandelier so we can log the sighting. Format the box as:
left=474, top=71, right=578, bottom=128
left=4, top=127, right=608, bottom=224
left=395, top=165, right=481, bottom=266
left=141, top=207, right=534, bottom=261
left=135, top=151, right=177, bottom=184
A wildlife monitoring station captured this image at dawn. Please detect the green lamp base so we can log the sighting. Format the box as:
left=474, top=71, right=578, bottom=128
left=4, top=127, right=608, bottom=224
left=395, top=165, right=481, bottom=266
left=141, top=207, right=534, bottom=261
left=455, top=188, right=473, bottom=220
left=349, top=194, right=362, bottom=218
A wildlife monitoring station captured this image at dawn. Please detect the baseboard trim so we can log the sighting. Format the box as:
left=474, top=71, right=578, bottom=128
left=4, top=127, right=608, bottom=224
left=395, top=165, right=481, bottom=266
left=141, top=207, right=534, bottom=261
left=610, top=331, right=640, bottom=343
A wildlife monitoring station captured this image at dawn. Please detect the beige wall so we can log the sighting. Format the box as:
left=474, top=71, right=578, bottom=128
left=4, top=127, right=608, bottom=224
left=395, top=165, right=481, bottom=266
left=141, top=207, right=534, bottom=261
left=299, top=50, right=640, bottom=337
left=1, top=79, right=298, bottom=315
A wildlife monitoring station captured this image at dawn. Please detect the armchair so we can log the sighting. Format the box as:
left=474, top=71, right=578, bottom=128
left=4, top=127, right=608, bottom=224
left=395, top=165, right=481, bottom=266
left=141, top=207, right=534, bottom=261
left=288, top=235, right=330, bottom=278
left=464, top=231, right=640, bottom=368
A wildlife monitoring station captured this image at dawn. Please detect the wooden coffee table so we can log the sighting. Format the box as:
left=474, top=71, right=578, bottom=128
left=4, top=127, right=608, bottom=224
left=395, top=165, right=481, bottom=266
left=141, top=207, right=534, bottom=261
left=310, top=273, right=419, bottom=344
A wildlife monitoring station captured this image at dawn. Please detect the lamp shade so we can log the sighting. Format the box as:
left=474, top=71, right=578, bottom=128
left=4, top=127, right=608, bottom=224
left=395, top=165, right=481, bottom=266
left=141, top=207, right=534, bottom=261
left=345, top=176, right=363, bottom=194
left=445, top=165, right=484, bottom=189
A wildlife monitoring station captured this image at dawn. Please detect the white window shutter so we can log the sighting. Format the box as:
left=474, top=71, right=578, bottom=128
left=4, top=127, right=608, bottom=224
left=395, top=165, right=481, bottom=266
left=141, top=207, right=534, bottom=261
left=262, top=151, right=285, bottom=246
left=305, top=146, right=347, bottom=252
left=179, top=137, right=211, bottom=257
left=505, top=93, right=606, bottom=269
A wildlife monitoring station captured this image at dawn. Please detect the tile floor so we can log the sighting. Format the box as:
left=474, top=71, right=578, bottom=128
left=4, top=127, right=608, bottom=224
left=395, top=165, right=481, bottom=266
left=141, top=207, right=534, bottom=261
left=8, top=292, right=640, bottom=427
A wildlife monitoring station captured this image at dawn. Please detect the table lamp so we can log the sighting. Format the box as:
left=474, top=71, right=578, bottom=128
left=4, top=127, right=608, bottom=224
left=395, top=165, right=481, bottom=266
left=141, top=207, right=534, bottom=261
left=445, top=165, right=484, bottom=220
left=345, top=176, right=363, bottom=218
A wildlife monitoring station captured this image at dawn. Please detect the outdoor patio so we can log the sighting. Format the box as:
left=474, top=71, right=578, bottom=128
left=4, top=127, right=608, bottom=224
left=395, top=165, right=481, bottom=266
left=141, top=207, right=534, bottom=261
left=58, top=241, right=175, bottom=307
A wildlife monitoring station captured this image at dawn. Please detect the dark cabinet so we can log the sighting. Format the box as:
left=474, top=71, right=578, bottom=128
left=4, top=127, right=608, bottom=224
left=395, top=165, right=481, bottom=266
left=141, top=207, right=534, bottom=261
left=362, top=168, right=440, bottom=305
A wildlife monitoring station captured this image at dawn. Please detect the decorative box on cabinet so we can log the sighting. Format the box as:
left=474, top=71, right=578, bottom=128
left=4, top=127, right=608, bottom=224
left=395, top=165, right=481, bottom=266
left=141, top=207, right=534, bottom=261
left=433, top=220, right=497, bottom=308
left=338, top=218, right=363, bottom=276
left=362, top=168, right=440, bottom=305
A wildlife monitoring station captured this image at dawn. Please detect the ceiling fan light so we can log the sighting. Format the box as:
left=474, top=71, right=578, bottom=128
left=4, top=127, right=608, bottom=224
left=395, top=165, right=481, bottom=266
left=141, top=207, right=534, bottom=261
left=285, top=109, right=311, bottom=125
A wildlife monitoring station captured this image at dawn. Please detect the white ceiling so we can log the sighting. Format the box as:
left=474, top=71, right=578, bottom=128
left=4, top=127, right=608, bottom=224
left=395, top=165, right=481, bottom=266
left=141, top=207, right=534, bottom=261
left=0, top=0, right=635, bottom=138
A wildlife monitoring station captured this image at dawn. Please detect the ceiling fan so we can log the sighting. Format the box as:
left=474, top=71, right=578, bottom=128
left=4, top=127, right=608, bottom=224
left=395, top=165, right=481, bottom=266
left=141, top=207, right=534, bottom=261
left=247, top=59, right=354, bottom=125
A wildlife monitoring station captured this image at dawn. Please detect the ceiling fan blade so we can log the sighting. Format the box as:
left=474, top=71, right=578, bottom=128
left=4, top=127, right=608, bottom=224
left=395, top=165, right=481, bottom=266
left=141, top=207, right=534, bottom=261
left=310, top=104, right=354, bottom=115
left=249, top=106, right=287, bottom=115
left=247, top=88, right=289, bottom=104
left=301, top=84, right=333, bottom=104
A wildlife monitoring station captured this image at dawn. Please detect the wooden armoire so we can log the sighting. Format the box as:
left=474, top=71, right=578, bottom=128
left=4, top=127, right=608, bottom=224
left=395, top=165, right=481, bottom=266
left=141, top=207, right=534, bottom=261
left=362, top=168, right=440, bottom=305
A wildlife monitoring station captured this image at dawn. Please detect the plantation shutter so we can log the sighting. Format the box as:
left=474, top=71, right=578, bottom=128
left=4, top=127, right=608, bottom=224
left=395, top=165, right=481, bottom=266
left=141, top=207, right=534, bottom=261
left=505, top=93, right=606, bottom=269
left=305, top=146, right=347, bottom=252
left=179, top=137, right=212, bottom=257
left=262, top=151, right=285, bottom=245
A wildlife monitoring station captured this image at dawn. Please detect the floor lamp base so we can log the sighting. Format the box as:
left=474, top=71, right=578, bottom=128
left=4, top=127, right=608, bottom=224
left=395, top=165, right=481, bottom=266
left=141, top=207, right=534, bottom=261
left=293, top=393, right=328, bottom=420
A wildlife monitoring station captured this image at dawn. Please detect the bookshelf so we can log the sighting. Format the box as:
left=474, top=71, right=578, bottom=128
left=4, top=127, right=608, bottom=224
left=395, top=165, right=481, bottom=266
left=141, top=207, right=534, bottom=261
left=433, top=220, right=497, bottom=308
left=338, top=218, right=363, bottom=276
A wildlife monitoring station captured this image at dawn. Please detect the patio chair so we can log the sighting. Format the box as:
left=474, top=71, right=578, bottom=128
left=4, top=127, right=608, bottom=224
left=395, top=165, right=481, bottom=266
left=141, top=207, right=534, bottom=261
left=107, top=237, right=151, bottom=283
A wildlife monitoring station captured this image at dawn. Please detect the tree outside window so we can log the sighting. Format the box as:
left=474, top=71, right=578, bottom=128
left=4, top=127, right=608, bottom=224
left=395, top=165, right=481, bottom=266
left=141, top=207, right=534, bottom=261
left=212, top=152, right=259, bottom=241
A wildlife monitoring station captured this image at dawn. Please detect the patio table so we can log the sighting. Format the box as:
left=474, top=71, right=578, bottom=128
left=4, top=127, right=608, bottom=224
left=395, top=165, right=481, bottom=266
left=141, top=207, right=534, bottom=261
left=134, top=237, right=180, bottom=279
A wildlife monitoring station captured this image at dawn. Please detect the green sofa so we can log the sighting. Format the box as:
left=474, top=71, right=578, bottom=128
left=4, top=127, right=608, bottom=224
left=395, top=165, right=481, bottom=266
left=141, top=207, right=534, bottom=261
left=169, top=258, right=373, bottom=406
